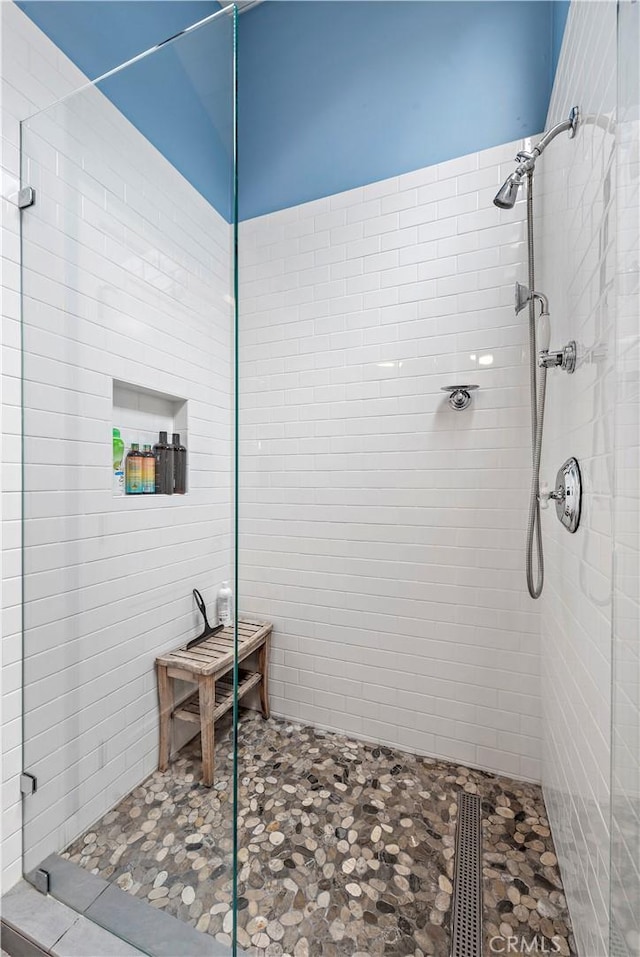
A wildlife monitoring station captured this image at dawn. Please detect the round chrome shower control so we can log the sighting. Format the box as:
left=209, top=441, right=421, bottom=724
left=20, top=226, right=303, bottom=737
left=441, top=384, right=478, bottom=411
left=555, top=457, right=581, bottom=532
left=541, top=458, right=582, bottom=533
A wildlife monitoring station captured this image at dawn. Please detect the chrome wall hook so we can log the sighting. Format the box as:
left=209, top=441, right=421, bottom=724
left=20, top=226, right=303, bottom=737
left=441, top=384, right=479, bottom=411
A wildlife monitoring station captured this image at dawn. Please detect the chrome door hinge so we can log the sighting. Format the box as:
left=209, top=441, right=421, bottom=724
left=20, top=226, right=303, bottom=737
left=33, top=868, right=50, bottom=895
left=20, top=772, right=37, bottom=795
left=18, top=186, right=36, bottom=209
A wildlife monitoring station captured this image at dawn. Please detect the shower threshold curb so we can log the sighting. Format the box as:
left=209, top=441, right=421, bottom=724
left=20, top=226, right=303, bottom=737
left=1, top=860, right=231, bottom=957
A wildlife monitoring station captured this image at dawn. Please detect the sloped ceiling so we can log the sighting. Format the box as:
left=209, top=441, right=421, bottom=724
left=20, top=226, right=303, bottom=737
left=17, top=0, right=238, bottom=219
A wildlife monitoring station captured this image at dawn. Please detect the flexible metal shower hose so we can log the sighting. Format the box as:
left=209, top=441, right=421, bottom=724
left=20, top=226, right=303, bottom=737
left=525, top=171, right=547, bottom=599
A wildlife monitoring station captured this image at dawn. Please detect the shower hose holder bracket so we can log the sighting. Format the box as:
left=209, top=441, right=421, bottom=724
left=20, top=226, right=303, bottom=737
left=20, top=772, right=37, bottom=796
left=539, top=340, right=576, bottom=373
left=17, top=186, right=35, bottom=209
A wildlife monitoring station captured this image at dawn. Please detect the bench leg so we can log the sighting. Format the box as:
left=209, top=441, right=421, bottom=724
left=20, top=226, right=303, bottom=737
left=258, top=637, right=270, bottom=719
left=199, top=675, right=216, bottom=787
left=157, top=664, right=172, bottom=772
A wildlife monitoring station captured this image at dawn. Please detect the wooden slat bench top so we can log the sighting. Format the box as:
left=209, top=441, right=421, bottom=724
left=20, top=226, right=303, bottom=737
left=155, top=617, right=273, bottom=786
left=155, top=617, right=272, bottom=678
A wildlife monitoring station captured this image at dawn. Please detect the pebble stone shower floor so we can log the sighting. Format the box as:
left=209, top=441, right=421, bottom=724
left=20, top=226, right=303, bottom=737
left=64, top=712, right=576, bottom=957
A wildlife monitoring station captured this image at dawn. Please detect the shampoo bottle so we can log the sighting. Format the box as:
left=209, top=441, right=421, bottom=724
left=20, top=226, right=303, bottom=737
left=217, top=582, right=233, bottom=627
left=172, top=433, right=187, bottom=494
left=142, top=444, right=155, bottom=494
left=153, top=431, right=173, bottom=495
left=125, top=443, right=144, bottom=494
left=113, top=428, right=125, bottom=495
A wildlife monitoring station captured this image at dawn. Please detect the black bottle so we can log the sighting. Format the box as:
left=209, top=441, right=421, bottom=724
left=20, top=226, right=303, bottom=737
left=172, top=433, right=187, bottom=494
left=153, top=431, right=173, bottom=495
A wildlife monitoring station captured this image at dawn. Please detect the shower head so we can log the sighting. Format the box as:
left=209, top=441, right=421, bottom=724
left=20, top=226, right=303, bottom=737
left=493, top=171, right=523, bottom=209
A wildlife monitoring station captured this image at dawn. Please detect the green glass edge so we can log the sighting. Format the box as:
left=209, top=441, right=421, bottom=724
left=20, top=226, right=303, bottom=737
left=231, top=5, right=239, bottom=956
left=19, top=120, right=27, bottom=857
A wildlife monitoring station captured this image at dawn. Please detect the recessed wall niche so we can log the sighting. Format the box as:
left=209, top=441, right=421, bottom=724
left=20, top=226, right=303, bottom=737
left=112, top=379, right=188, bottom=498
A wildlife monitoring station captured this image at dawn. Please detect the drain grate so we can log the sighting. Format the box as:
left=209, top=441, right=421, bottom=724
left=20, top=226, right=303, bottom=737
left=450, top=791, right=483, bottom=957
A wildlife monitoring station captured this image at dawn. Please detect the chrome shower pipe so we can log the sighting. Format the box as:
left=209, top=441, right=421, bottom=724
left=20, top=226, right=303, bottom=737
left=534, top=105, right=580, bottom=151
left=518, top=106, right=579, bottom=168
left=513, top=106, right=580, bottom=175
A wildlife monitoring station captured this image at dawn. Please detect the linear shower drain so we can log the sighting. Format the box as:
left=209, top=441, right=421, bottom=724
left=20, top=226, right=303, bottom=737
left=450, top=791, right=483, bottom=957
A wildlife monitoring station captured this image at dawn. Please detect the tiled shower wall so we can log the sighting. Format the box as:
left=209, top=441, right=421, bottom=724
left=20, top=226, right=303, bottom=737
left=538, top=2, right=617, bottom=955
left=239, top=139, right=542, bottom=781
left=1, top=3, right=232, bottom=887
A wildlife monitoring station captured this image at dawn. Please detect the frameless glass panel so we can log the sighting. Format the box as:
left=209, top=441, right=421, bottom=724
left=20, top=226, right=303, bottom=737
left=20, top=7, right=238, bottom=953
left=611, top=2, right=640, bottom=954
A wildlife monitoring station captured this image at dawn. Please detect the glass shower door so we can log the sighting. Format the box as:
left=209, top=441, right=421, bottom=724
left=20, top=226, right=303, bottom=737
left=19, top=7, right=239, bottom=953
left=611, top=1, right=640, bottom=954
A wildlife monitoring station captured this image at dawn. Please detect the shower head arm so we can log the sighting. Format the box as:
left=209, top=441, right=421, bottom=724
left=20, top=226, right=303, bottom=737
left=493, top=108, right=579, bottom=210
left=534, top=106, right=580, bottom=155
left=512, top=107, right=581, bottom=178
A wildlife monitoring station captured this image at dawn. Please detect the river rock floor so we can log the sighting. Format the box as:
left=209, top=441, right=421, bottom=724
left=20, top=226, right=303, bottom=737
left=64, top=711, right=576, bottom=956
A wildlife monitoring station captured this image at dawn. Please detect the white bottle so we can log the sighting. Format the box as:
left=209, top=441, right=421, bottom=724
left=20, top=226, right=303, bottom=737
left=217, top=581, right=233, bottom=627
left=113, top=469, right=125, bottom=496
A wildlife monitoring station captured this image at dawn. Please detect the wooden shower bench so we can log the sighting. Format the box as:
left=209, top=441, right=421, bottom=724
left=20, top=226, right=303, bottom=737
left=155, top=618, right=272, bottom=786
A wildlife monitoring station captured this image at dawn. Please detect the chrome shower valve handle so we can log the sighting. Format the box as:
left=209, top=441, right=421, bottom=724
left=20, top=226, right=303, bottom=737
left=539, top=482, right=565, bottom=510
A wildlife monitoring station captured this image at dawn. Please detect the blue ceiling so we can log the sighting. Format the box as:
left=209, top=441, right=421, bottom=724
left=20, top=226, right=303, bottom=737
left=239, top=1, right=569, bottom=219
left=17, top=1, right=570, bottom=223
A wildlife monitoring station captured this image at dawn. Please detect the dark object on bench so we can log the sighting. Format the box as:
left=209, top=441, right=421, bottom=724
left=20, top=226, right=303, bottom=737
left=186, top=588, right=224, bottom=649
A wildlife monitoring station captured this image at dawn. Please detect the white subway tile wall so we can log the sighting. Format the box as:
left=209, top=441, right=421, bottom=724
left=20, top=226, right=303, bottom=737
left=538, top=2, right=618, bottom=955
left=1, top=3, right=233, bottom=886
left=238, top=139, right=543, bottom=781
